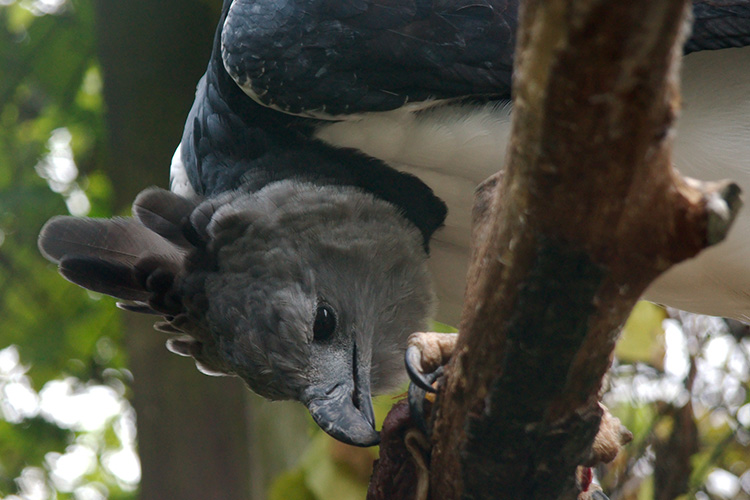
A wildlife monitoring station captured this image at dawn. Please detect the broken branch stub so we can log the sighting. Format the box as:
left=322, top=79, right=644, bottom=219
left=426, top=0, right=742, bottom=499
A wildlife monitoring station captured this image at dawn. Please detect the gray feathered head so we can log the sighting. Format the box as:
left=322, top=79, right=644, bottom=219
left=39, top=182, right=435, bottom=446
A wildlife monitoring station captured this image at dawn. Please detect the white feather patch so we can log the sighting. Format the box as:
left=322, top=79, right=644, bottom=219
left=317, top=47, right=750, bottom=323
left=314, top=101, right=512, bottom=184
left=169, top=142, right=197, bottom=198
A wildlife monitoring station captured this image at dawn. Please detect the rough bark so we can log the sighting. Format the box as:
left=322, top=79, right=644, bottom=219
left=373, top=0, right=742, bottom=498
left=368, top=400, right=428, bottom=500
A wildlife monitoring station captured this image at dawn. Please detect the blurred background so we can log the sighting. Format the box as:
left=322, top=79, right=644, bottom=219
left=0, top=0, right=748, bottom=498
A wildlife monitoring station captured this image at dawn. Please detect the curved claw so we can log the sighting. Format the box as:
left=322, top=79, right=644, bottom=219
left=405, top=345, right=438, bottom=393
left=408, top=381, right=430, bottom=436
left=407, top=365, right=444, bottom=436
left=591, top=491, right=610, bottom=500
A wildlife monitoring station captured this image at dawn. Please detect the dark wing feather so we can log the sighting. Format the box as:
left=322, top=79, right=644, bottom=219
left=38, top=206, right=187, bottom=309
left=221, top=0, right=750, bottom=115
left=38, top=187, right=236, bottom=375
left=179, top=53, right=449, bottom=245
left=688, top=0, right=750, bottom=52
left=59, top=255, right=151, bottom=301
left=38, top=216, right=168, bottom=265
left=180, top=72, right=279, bottom=198
left=221, top=0, right=518, bottom=115
left=132, top=187, right=200, bottom=248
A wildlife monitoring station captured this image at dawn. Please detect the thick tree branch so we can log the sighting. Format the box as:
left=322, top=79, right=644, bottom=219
left=370, top=0, right=742, bottom=499
left=427, top=0, right=742, bottom=498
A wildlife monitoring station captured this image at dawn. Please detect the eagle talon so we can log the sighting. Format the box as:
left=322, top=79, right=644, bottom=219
left=405, top=345, right=439, bottom=393
left=404, top=331, right=458, bottom=433
left=407, top=365, right=444, bottom=436
left=404, top=331, right=459, bottom=390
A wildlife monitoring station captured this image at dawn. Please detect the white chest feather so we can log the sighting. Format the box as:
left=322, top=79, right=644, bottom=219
left=314, top=101, right=513, bottom=185
left=316, top=46, right=750, bottom=323
left=314, top=102, right=513, bottom=265
left=169, top=143, right=197, bottom=198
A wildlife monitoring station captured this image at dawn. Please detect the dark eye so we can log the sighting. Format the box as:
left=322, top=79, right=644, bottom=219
left=313, top=304, right=337, bottom=341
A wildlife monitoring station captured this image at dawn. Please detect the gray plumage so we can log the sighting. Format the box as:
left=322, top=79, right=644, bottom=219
left=39, top=0, right=750, bottom=447
left=39, top=182, right=434, bottom=445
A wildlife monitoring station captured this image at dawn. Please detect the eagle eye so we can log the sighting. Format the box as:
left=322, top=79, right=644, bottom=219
left=313, top=304, right=337, bottom=341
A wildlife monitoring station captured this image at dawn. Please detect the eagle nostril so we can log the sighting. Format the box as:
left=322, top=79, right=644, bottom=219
left=325, top=383, right=339, bottom=396
left=352, top=343, right=361, bottom=410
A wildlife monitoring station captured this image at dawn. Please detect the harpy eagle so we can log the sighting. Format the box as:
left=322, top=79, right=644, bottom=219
left=39, top=0, right=750, bottom=446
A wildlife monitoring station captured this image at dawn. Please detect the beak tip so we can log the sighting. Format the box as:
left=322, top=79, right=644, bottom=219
left=308, top=403, right=381, bottom=447
left=305, top=386, right=380, bottom=447
left=329, top=425, right=381, bottom=447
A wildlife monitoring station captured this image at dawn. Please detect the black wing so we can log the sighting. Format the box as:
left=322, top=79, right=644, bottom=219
left=688, top=0, right=750, bottom=52
left=179, top=2, right=447, bottom=245
left=221, top=0, right=518, bottom=116
left=221, top=0, right=750, bottom=116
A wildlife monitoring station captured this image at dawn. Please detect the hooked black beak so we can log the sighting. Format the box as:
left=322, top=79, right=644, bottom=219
left=302, top=343, right=378, bottom=447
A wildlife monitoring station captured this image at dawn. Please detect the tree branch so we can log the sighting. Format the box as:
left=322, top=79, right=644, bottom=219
left=369, top=0, right=742, bottom=498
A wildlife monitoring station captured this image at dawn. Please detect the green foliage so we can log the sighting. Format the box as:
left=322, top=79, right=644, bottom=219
left=268, top=390, right=402, bottom=500
left=270, top=433, right=372, bottom=500
left=617, top=301, right=667, bottom=366
left=602, top=308, right=750, bottom=499
left=0, top=0, right=135, bottom=497
left=269, top=469, right=316, bottom=500
left=0, top=0, right=118, bottom=381
left=0, top=417, right=70, bottom=482
left=300, top=435, right=370, bottom=500
left=430, top=320, right=459, bottom=334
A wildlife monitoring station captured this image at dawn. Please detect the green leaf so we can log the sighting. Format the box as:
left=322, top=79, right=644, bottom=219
left=300, top=434, right=369, bottom=500
left=269, top=469, right=316, bottom=500
left=616, top=301, right=667, bottom=366
left=430, top=320, right=458, bottom=333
